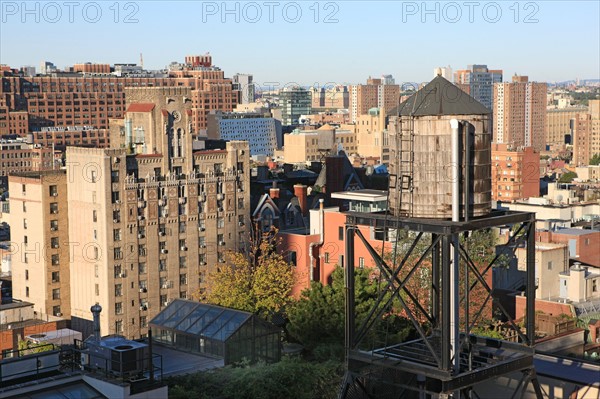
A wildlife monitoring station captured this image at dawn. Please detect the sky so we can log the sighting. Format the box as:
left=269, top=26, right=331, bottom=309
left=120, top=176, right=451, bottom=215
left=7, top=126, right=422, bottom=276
left=1, top=0, right=599, bottom=86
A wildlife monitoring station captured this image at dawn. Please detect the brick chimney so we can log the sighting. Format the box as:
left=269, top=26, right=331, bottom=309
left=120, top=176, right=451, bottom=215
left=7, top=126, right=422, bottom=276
left=294, top=184, right=308, bottom=216
left=269, top=181, right=280, bottom=199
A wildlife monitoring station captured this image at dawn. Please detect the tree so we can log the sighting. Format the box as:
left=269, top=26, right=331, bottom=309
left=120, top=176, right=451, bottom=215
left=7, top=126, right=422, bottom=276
left=590, top=153, right=600, bottom=166
left=17, top=340, right=55, bottom=356
left=205, top=228, right=295, bottom=316
left=287, top=266, right=414, bottom=353
left=558, top=171, right=577, bottom=183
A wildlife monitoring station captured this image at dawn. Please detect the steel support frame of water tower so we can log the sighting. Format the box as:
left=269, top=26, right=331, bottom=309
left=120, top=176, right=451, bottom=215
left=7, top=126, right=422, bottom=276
left=339, top=210, right=544, bottom=399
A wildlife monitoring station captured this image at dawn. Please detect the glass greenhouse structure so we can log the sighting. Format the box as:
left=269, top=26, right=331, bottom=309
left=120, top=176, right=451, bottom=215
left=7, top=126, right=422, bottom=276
left=149, top=300, right=281, bottom=365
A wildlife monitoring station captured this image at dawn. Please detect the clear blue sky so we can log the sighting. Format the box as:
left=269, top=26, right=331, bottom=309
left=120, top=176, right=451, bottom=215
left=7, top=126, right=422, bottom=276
left=1, top=1, right=598, bottom=86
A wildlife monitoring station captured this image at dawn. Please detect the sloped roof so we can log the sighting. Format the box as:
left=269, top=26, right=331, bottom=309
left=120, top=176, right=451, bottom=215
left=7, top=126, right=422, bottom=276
left=397, top=75, right=491, bottom=116
left=149, top=300, right=252, bottom=342
left=126, top=103, right=155, bottom=113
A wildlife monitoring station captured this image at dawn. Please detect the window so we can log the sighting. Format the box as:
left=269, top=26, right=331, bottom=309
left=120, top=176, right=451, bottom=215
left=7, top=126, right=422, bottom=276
left=95, top=284, right=99, bottom=296
left=115, top=284, right=123, bottom=296
left=23, top=219, right=27, bottom=229
left=159, top=259, right=167, bottom=272
left=22, top=202, right=26, bottom=212
left=140, top=316, right=147, bottom=328
left=325, top=252, right=330, bottom=263
left=49, top=185, right=58, bottom=196
left=113, top=229, right=121, bottom=241
left=339, top=226, right=344, bottom=241
left=217, top=234, right=224, bottom=245
left=217, top=218, right=224, bottom=228
left=25, top=269, right=29, bottom=280
left=179, top=256, right=187, bottom=268
left=93, top=210, right=97, bottom=222
left=115, top=302, right=123, bottom=315
left=51, top=237, right=59, bottom=248
left=52, top=271, right=59, bottom=283
left=114, top=247, right=122, bottom=260
left=52, top=288, right=60, bottom=300
left=359, top=257, right=365, bottom=268
left=22, top=184, right=26, bottom=194
left=180, top=274, right=187, bottom=285
left=53, top=306, right=61, bottom=317
left=50, top=220, right=58, bottom=231
left=26, top=286, right=29, bottom=297
left=52, top=254, right=59, bottom=265
left=593, top=279, right=598, bottom=293
left=139, top=262, right=147, bottom=274
left=180, top=291, right=187, bottom=299
left=179, top=221, right=186, bottom=234
left=548, top=261, right=553, bottom=270
left=288, top=251, right=297, bottom=266
left=50, top=202, right=58, bottom=214
left=115, top=320, right=123, bottom=334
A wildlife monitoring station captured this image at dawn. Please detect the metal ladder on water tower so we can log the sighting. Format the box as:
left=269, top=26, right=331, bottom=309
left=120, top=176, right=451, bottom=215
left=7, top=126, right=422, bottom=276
left=395, top=117, right=415, bottom=217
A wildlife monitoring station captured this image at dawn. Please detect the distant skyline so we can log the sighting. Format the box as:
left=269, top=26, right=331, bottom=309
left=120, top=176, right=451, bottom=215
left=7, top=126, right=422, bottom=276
left=1, top=1, right=599, bottom=85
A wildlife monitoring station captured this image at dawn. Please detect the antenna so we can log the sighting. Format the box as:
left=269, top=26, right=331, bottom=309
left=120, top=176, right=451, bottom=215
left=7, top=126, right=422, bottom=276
left=140, top=53, right=144, bottom=69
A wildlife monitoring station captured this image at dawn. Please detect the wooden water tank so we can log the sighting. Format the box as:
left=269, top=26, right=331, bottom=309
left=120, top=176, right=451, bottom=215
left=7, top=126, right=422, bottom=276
left=388, top=76, right=492, bottom=219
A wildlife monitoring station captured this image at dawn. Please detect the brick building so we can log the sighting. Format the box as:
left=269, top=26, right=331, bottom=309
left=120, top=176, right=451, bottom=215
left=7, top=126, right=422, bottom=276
left=491, top=143, right=540, bottom=201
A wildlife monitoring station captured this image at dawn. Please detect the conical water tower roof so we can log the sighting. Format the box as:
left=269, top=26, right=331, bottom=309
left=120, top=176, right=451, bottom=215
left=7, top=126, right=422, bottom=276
left=397, top=75, right=491, bottom=116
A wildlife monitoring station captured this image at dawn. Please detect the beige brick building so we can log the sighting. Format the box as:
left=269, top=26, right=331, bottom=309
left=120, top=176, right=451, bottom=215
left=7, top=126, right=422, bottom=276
left=349, top=78, right=400, bottom=123
left=8, top=170, right=71, bottom=319
left=546, top=107, right=587, bottom=148
left=283, top=125, right=356, bottom=163
left=354, top=108, right=389, bottom=163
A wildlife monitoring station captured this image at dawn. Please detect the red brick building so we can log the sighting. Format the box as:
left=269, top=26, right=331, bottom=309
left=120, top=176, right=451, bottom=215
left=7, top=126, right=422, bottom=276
left=492, top=143, right=540, bottom=201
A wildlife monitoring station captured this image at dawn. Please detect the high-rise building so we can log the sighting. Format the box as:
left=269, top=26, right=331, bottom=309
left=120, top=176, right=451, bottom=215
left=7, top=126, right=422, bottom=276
left=279, top=87, right=311, bottom=126
left=349, top=77, right=400, bottom=123
left=491, top=143, right=540, bottom=201
left=8, top=170, right=71, bottom=319
left=62, top=86, right=250, bottom=340
left=39, top=61, right=57, bottom=75
left=493, top=75, right=547, bottom=152
left=207, top=111, right=278, bottom=157
left=233, top=74, right=255, bottom=104
left=0, top=56, right=238, bottom=138
left=454, top=65, right=502, bottom=110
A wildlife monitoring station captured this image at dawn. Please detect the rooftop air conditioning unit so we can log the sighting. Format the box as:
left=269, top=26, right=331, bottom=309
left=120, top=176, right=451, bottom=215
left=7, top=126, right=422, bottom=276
left=161, top=249, right=168, bottom=254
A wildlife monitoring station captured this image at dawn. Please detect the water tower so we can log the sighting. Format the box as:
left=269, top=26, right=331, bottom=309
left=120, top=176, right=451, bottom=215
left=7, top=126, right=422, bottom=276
left=339, top=76, right=542, bottom=398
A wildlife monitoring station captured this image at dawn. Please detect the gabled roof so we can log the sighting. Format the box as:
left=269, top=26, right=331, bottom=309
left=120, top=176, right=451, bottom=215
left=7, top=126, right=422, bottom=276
left=397, top=75, right=491, bottom=116
left=126, top=103, right=155, bottom=113
left=252, top=193, right=281, bottom=218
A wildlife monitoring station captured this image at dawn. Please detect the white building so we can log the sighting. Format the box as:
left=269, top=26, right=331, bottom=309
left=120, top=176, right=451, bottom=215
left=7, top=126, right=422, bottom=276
left=233, top=73, right=255, bottom=104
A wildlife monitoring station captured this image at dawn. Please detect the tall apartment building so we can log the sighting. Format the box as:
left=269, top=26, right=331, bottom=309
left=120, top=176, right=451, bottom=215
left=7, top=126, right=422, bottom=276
left=546, top=107, right=588, bottom=147
left=310, top=86, right=349, bottom=110
left=207, top=111, right=278, bottom=157
left=279, top=87, right=311, bottom=126
left=354, top=107, right=390, bottom=163
left=491, top=143, right=540, bottom=201
left=233, top=74, right=255, bottom=104
left=0, top=139, right=56, bottom=177
left=454, top=65, right=502, bottom=110
left=0, top=56, right=238, bottom=137
left=67, top=86, right=250, bottom=339
left=493, top=75, right=547, bottom=152
left=8, top=170, right=71, bottom=319
left=349, top=78, right=400, bottom=123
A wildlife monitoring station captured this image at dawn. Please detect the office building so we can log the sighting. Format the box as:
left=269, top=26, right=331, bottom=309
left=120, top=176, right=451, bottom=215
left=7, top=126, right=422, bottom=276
left=279, top=87, right=311, bottom=126
left=233, top=74, right=255, bottom=104
left=349, top=77, right=400, bottom=123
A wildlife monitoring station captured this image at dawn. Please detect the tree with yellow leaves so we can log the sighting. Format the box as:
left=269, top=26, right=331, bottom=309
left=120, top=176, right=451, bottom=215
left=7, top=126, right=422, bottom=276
left=205, top=227, right=295, bottom=316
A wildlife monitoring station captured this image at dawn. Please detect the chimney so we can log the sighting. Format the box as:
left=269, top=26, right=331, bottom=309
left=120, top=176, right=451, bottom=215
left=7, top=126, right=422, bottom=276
left=270, top=181, right=280, bottom=199
left=91, top=303, right=102, bottom=341
left=294, top=184, right=308, bottom=216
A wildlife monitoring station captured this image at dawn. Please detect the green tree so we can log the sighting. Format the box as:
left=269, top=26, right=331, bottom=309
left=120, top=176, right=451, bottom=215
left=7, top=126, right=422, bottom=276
left=17, top=340, right=55, bottom=356
left=205, top=229, right=295, bottom=316
left=590, top=153, right=600, bottom=165
left=558, top=171, right=577, bottom=183
left=287, top=267, right=414, bottom=353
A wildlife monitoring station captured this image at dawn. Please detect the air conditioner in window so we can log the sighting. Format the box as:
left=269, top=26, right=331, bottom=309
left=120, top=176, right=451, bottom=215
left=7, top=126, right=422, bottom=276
left=138, top=201, right=146, bottom=208
left=163, top=301, right=170, bottom=307
left=118, top=272, right=126, bottom=278
left=158, top=199, right=165, bottom=206
left=198, top=227, right=205, bottom=232
left=115, top=200, right=121, bottom=204
left=113, top=219, right=120, bottom=223
left=180, top=246, right=187, bottom=251
left=138, top=234, right=144, bottom=239
left=139, top=287, right=147, bottom=293
left=159, top=231, right=165, bottom=236
left=179, top=198, right=186, bottom=204
left=200, top=262, right=206, bottom=266
left=56, top=312, right=62, bottom=317
left=596, top=338, right=600, bottom=343
left=52, top=243, right=59, bottom=249
left=161, top=249, right=168, bottom=254
left=217, top=193, right=224, bottom=200
left=219, top=241, right=225, bottom=246
left=50, top=227, right=57, bottom=231
left=51, top=210, right=58, bottom=214
left=140, top=305, right=147, bottom=311
left=200, top=245, right=206, bottom=249
left=51, top=192, right=58, bottom=197
left=237, top=188, right=243, bottom=192
left=113, top=157, right=120, bottom=164
left=238, top=222, right=244, bottom=227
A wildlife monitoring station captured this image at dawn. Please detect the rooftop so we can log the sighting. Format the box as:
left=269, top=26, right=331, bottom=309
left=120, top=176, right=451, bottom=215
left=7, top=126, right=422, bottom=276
left=126, top=103, right=156, bottom=113
left=396, top=75, right=491, bottom=116
left=332, top=189, right=388, bottom=202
